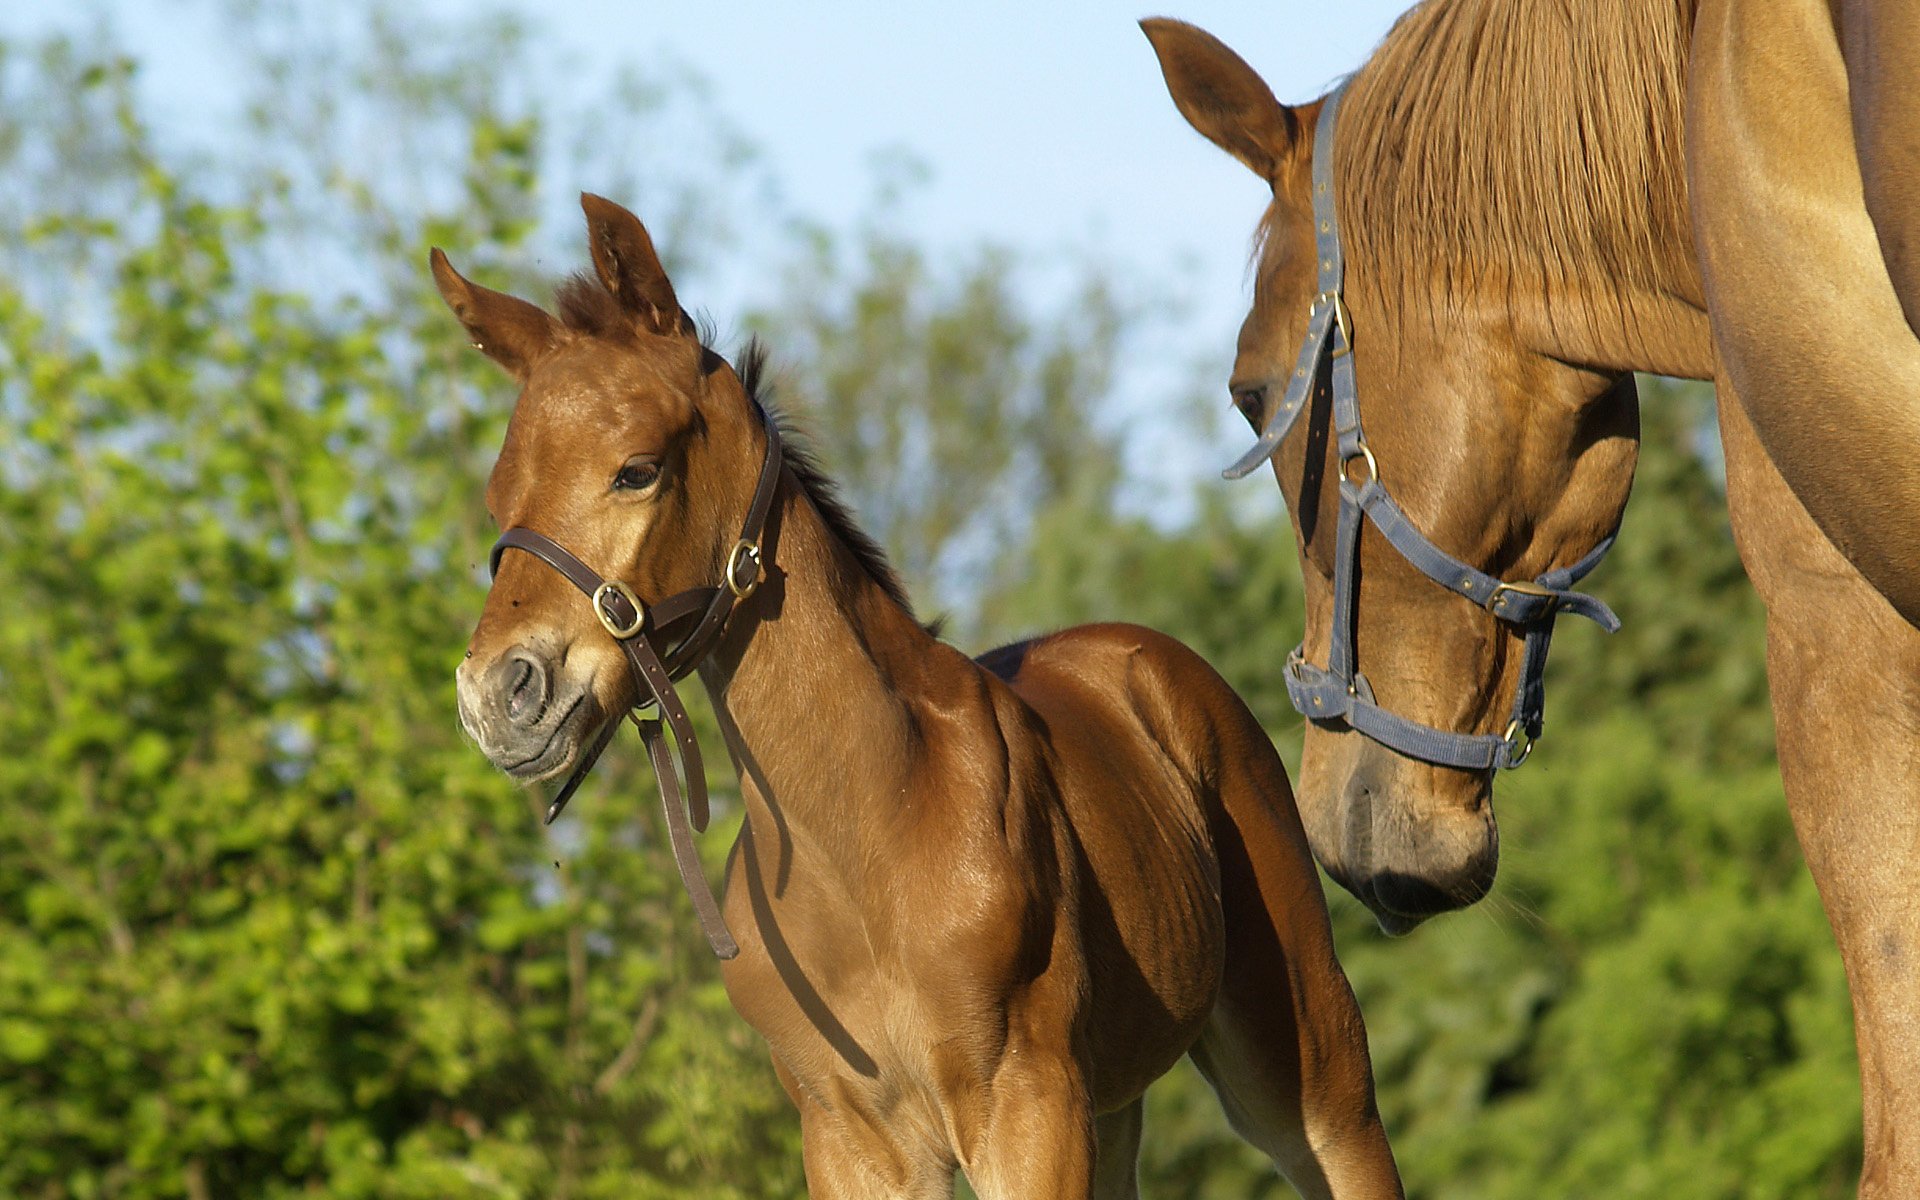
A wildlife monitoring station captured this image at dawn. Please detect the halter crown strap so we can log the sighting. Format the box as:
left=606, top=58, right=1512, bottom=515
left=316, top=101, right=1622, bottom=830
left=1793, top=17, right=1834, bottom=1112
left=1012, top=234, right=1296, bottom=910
left=485, top=406, right=784, bottom=959
left=1223, top=85, right=1350, bottom=481
left=1224, top=79, right=1620, bottom=772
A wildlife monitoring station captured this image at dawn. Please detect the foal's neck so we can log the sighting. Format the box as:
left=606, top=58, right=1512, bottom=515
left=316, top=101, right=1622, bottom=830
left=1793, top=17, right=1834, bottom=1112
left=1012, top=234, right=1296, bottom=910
left=698, top=476, right=943, bottom=867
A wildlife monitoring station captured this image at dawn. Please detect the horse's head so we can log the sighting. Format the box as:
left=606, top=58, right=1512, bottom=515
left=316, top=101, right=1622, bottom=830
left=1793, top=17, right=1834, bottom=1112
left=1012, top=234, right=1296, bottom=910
left=440, top=194, right=765, bottom=783
left=1144, top=20, right=1638, bottom=933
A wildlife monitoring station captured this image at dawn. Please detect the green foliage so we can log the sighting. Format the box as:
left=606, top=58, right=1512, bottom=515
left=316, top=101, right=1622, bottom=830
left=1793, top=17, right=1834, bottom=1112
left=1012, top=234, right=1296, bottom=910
left=0, top=20, right=797, bottom=1200
left=0, top=8, right=1862, bottom=1199
left=746, top=214, right=1131, bottom=616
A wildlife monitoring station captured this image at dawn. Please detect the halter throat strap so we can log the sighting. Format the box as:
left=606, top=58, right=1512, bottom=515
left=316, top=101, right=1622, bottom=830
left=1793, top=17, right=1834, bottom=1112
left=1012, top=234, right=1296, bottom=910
left=1227, top=80, right=1621, bottom=772
left=485, top=403, right=784, bottom=959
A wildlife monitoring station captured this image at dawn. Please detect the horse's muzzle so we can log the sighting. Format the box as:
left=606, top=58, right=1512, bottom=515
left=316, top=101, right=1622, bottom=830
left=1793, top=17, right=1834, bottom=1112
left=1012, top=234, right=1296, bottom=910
left=457, top=643, right=595, bottom=782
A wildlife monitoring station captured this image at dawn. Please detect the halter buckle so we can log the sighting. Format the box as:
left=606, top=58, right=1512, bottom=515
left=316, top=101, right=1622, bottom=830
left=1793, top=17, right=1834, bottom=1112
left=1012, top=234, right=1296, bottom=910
left=725, top=538, right=764, bottom=599
left=1501, top=719, right=1535, bottom=768
left=1488, top=579, right=1559, bottom=620
left=591, top=580, right=646, bottom=640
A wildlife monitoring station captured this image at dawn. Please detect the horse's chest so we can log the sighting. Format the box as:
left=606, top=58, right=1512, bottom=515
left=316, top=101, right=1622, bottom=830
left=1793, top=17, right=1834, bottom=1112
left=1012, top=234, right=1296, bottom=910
left=716, top=865, right=971, bottom=1088
left=721, top=933, right=984, bottom=1161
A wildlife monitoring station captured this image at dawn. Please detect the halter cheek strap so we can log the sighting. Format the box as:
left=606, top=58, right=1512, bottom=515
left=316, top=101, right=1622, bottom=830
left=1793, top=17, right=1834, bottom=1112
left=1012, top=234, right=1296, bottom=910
left=486, top=405, right=784, bottom=959
left=1228, top=82, right=1621, bottom=772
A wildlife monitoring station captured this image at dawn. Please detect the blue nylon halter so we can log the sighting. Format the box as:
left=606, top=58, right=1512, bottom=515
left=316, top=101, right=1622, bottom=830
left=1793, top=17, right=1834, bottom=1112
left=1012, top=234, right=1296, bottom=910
left=1226, top=81, right=1620, bottom=772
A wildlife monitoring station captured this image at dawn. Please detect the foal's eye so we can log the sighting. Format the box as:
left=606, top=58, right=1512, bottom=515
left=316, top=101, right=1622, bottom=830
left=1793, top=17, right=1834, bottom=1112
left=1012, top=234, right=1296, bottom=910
left=612, top=458, right=662, bottom=492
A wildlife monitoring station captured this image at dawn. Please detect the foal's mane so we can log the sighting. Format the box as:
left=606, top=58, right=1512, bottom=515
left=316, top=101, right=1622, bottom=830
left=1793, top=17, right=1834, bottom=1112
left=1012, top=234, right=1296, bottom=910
left=1321, top=0, right=1694, bottom=327
left=732, top=339, right=922, bottom=622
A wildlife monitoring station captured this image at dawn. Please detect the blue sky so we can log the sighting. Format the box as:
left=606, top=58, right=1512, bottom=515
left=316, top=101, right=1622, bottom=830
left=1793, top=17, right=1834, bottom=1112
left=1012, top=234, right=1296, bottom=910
left=6, top=0, right=1411, bottom=492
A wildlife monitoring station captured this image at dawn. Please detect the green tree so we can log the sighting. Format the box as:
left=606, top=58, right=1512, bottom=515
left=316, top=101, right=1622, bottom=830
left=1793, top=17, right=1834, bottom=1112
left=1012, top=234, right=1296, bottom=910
left=747, top=212, right=1132, bottom=617
left=0, top=21, right=800, bottom=1199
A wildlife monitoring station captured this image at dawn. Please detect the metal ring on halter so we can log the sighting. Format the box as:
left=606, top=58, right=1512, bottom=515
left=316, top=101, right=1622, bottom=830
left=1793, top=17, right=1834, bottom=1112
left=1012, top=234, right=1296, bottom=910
left=1337, top=442, right=1379, bottom=487
left=1502, top=718, right=1534, bottom=768
left=725, top=538, right=764, bottom=599
left=591, top=580, right=646, bottom=639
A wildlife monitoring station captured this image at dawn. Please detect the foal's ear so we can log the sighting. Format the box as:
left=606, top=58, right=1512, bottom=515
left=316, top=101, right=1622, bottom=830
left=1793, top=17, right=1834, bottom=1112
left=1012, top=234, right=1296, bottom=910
left=429, top=248, right=562, bottom=381
left=580, top=192, right=690, bottom=337
left=1141, top=18, right=1301, bottom=184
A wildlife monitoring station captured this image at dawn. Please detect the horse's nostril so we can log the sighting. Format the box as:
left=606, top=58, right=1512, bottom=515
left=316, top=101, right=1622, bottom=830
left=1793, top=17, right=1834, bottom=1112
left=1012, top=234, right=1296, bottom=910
left=507, top=661, right=532, bottom=713
left=503, top=653, right=548, bottom=725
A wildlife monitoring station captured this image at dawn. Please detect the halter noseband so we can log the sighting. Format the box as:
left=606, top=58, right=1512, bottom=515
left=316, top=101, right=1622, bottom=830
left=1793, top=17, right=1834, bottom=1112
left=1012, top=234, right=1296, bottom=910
left=487, top=404, right=783, bottom=958
left=1226, top=82, right=1619, bottom=772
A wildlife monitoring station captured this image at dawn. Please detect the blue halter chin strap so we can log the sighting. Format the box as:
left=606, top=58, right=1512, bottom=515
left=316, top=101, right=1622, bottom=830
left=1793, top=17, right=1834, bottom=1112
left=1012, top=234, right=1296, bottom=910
left=1226, top=81, right=1620, bottom=772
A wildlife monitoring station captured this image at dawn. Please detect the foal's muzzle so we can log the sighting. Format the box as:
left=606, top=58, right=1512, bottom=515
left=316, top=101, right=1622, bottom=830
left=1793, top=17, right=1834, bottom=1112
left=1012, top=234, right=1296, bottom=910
left=457, top=640, right=594, bottom=781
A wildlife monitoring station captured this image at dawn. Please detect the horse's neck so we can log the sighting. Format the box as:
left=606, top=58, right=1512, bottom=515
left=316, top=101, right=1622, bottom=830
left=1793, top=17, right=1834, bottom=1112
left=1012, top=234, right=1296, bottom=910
left=1350, top=0, right=1718, bottom=380
left=1539, top=0, right=1716, bottom=379
left=699, top=483, right=939, bottom=875
left=1519, top=269, right=1717, bottom=382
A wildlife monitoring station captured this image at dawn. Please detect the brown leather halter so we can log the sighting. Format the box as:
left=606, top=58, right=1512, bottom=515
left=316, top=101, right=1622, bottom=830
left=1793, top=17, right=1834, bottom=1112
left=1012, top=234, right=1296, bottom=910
left=487, top=403, right=784, bottom=959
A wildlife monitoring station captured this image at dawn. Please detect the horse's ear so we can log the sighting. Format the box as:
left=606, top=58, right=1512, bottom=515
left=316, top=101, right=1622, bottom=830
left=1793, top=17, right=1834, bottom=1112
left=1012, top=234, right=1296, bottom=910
left=429, top=249, right=562, bottom=381
left=1141, top=18, right=1301, bottom=183
left=580, top=192, right=690, bottom=337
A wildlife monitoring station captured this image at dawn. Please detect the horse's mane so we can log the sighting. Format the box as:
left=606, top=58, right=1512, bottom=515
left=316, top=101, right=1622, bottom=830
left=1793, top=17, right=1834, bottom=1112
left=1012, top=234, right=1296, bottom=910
left=731, top=339, right=922, bottom=624
left=1321, top=0, right=1695, bottom=331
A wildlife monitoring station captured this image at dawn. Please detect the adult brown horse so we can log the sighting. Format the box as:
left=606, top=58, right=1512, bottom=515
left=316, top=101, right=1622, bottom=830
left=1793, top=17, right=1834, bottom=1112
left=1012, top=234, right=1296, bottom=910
left=438, top=194, right=1403, bottom=1198
left=1145, top=2, right=1920, bottom=1193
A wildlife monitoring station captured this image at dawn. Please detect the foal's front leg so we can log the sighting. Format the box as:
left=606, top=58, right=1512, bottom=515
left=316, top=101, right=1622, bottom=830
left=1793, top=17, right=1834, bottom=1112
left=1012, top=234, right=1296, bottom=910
left=775, top=1058, right=955, bottom=1200
left=959, top=1051, right=1099, bottom=1200
left=794, top=1100, right=955, bottom=1200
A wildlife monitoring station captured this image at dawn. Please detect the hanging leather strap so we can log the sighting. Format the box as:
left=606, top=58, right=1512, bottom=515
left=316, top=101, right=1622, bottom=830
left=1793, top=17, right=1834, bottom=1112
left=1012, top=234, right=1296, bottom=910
left=639, top=716, right=734, bottom=955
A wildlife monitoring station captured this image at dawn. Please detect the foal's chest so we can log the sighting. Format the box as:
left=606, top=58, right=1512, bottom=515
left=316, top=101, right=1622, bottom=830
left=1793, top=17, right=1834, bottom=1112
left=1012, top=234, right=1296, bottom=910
left=714, top=833, right=1029, bottom=1123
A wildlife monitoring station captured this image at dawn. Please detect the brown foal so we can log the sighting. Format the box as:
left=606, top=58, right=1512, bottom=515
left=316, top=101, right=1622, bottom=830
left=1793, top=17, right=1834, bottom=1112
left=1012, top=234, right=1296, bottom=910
left=441, top=195, right=1402, bottom=1199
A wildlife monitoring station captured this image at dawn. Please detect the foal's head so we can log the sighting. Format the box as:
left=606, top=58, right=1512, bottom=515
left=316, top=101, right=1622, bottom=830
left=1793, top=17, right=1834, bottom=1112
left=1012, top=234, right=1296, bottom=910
left=442, top=194, right=767, bottom=781
left=1146, top=19, right=1644, bottom=931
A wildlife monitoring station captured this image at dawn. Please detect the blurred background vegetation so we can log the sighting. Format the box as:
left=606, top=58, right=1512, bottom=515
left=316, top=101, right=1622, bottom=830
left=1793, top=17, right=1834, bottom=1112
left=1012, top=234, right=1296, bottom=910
left=0, top=5, right=1861, bottom=1198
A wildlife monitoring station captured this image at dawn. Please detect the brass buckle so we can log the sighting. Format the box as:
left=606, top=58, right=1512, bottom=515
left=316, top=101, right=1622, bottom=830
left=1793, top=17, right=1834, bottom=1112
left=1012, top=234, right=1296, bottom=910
left=591, top=580, right=646, bottom=640
left=725, top=538, right=764, bottom=600
left=1336, top=442, right=1378, bottom=487
left=1315, top=291, right=1352, bottom=356
left=1488, top=579, right=1558, bottom=618
left=1502, top=718, right=1534, bottom=768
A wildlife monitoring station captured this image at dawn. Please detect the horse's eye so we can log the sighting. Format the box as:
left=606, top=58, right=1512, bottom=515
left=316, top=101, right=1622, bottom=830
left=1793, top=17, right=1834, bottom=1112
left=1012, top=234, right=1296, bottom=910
left=1230, top=386, right=1266, bottom=424
left=613, top=458, right=662, bottom=492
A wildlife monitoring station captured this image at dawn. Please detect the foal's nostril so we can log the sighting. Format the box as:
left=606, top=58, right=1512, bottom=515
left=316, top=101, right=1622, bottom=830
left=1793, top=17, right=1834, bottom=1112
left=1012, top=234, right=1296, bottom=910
left=502, top=651, right=549, bottom=726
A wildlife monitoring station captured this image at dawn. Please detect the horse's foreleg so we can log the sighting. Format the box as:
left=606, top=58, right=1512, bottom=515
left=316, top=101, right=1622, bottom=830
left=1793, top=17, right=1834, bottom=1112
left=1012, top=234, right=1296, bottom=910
left=777, top=1058, right=954, bottom=1200
left=1721, top=385, right=1920, bottom=1198
left=1692, top=0, right=1920, bottom=623
left=960, top=1050, right=1098, bottom=1200
left=794, top=1112, right=954, bottom=1200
